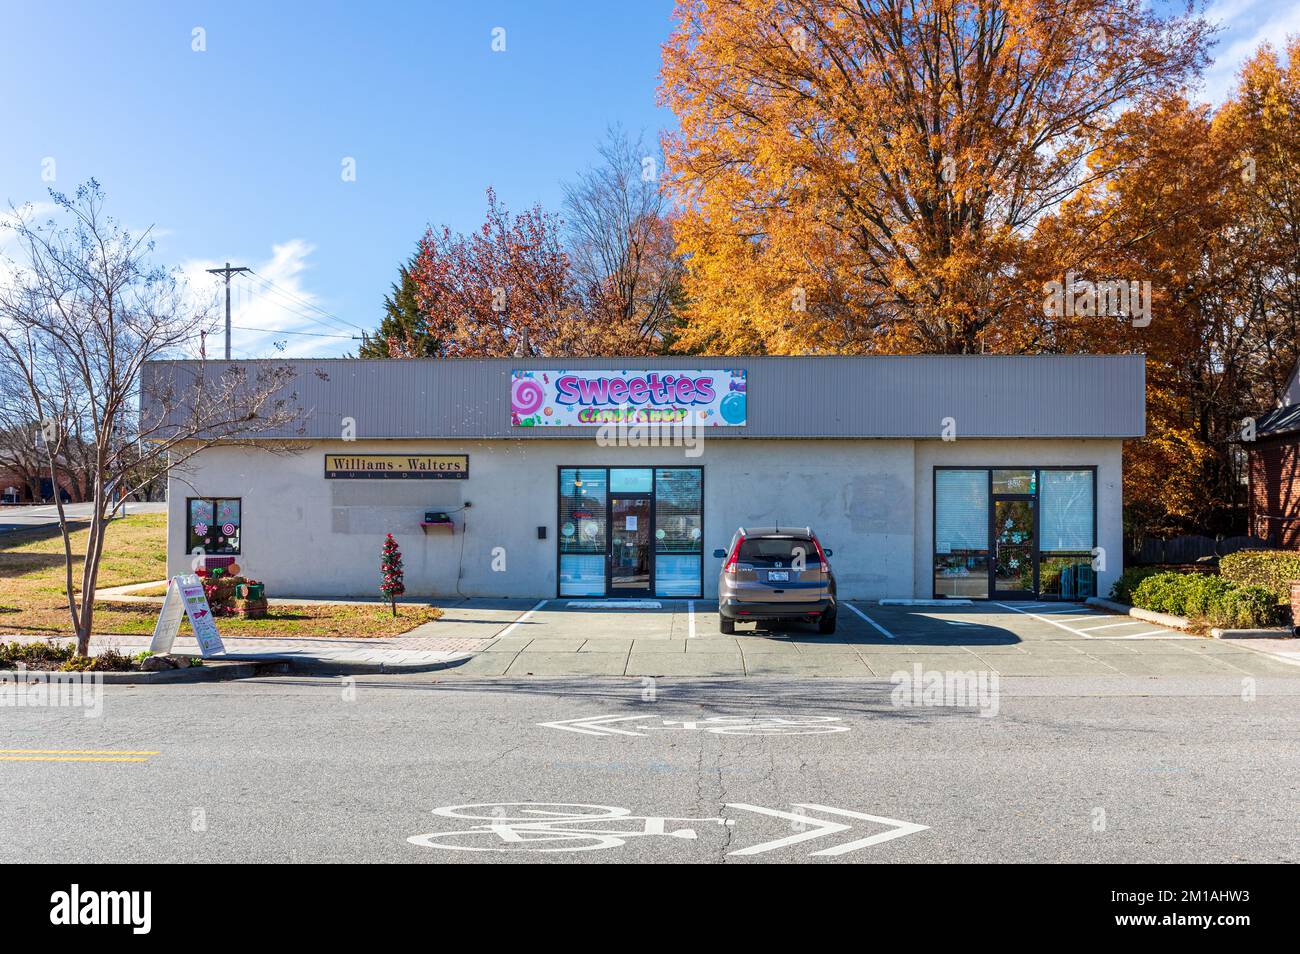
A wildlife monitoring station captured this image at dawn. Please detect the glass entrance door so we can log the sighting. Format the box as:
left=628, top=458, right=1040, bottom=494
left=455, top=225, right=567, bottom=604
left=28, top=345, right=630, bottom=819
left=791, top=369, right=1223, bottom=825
left=992, top=498, right=1036, bottom=597
left=609, top=496, right=652, bottom=595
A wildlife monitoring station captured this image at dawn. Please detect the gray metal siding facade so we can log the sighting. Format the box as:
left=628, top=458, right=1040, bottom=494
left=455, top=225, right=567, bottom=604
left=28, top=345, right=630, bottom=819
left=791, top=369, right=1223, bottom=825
left=142, top=354, right=1146, bottom=440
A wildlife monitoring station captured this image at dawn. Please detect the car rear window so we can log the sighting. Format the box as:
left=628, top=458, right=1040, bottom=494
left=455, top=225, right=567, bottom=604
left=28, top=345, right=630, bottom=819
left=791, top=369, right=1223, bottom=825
left=737, top=537, right=819, bottom=566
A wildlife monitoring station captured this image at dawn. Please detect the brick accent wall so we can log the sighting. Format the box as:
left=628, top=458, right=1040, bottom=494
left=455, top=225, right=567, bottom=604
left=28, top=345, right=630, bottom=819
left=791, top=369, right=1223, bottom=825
left=1248, top=436, right=1300, bottom=549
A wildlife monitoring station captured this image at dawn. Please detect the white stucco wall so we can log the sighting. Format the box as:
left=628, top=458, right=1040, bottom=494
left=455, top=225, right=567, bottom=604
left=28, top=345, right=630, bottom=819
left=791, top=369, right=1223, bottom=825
left=167, top=436, right=1123, bottom=601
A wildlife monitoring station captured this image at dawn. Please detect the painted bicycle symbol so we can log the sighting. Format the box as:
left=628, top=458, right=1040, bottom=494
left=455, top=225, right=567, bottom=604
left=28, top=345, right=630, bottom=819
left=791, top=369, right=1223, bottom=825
left=406, top=803, right=733, bottom=853
left=407, top=802, right=929, bottom=856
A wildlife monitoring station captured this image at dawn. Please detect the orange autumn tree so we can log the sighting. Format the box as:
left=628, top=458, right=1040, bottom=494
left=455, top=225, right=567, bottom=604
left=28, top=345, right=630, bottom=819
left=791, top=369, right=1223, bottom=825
left=660, top=0, right=1210, bottom=354
left=1031, top=41, right=1300, bottom=535
left=1033, top=98, right=1239, bottom=533
left=1216, top=40, right=1300, bottom=403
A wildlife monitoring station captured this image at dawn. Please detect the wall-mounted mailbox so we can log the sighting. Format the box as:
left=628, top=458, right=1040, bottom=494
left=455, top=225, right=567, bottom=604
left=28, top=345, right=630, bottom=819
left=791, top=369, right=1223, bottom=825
left=421, top=511, right=454, bottom=534
left=537, top=526, right=547, bottom=540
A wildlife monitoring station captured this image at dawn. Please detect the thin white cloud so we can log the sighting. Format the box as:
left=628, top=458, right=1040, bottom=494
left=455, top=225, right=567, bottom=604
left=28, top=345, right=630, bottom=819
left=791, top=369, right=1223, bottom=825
left=1199, top=0, right=1300, bottom=102
left=180, top=240, right=357, bottom=360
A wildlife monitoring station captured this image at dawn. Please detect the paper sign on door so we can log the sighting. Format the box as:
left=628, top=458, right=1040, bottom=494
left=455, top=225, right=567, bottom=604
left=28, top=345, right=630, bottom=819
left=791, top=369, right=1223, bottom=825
left=625, top=516, right=637, bottom=531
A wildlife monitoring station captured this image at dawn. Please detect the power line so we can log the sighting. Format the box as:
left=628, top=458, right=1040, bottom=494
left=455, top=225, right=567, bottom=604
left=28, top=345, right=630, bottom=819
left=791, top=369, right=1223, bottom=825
left=245, top=269, right=366, bottom=333
left=230, top=323, right=359, bottom=340
left=233, top=275, right=365, bottom=340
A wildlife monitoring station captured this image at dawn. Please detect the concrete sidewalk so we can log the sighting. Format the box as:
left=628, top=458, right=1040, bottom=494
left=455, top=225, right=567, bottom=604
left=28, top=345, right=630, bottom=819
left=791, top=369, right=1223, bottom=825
left=69, top=633, right=477, bottom=673
left=62, top=594, right=542, bottom=675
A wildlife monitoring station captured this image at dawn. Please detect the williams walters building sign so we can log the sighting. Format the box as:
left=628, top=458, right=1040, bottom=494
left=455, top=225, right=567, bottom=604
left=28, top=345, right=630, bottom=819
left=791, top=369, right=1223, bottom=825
left=142, top=355, right=1145, bottom=603
left=324, top=453, right=468, bottom=480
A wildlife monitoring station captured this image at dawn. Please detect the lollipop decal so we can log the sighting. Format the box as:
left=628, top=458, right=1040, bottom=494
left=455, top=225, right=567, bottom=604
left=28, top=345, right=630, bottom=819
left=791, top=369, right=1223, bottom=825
left=511, top=377, right=544, bottom=415
left=221, top=522, right=237, bottom=536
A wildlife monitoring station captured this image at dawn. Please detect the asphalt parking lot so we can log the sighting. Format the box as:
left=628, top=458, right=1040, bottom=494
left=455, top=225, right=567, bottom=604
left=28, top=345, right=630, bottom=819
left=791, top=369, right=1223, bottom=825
left=445, top=598, right=1300, bottom=679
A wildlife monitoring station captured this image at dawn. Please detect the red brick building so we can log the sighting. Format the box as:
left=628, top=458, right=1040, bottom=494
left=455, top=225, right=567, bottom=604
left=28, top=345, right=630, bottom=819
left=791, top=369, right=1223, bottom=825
left=0, top=464, right=83, bottom=504
left=1248, top=362, right=1300, bottom=549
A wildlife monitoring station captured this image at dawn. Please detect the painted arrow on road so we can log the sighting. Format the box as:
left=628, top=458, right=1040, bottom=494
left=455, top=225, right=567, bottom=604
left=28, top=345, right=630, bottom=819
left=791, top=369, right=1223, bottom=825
left=726, top=803, right=929, bottom=856
left=407, top=801, right=927, bottom=857
left=538, top=714, right=850, bottom=737
left=536, top=715, right=654, bottom=736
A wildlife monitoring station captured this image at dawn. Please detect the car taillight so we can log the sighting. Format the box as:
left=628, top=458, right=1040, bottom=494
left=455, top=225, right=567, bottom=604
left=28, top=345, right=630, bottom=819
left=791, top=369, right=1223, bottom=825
left=723, top=536, right=744, bottom=574
left=811, top=537, right=828, bottom=569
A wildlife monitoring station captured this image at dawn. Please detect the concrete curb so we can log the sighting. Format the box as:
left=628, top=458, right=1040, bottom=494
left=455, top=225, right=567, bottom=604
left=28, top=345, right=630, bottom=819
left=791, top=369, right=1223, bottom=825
left=0, top=660, right=275, bottom=684
left=1085, top=597, right=1194, bottom=631
left=1, top=652, right=471, bottom=685
left=1210, top=627, right=1295, bottom=640
left=215, top=651, right=474, bottom=676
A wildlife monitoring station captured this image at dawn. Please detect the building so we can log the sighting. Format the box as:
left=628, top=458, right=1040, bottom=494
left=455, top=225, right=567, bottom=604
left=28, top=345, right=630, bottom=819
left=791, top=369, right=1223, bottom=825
left=1247, top=360, right=1300, bottom=549
left=143, top=354, right=1145, bottom=601
left=0, top=460, right=84, bottom=504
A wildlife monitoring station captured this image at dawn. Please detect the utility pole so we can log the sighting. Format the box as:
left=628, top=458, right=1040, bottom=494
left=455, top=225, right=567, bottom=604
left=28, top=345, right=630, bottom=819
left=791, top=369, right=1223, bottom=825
left=206, top=262, right=251, bottom=359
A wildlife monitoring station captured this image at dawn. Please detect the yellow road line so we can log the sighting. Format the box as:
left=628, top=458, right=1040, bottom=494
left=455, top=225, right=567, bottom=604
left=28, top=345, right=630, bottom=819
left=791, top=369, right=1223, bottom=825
left=0, top=749, right=159, bottom=755
left=0, top=756, right=151, bottom=762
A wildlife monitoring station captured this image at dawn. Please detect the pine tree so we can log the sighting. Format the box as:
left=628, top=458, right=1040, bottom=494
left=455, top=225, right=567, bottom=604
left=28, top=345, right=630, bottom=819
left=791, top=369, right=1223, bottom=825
left=357, top=257, right=442, bottom=358
left=380, top=533, right=405, bottom=616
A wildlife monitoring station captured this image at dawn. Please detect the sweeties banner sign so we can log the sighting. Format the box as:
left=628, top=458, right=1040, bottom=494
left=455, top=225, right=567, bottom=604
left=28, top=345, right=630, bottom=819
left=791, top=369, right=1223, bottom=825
left=510, top=369, right=747, bottom=427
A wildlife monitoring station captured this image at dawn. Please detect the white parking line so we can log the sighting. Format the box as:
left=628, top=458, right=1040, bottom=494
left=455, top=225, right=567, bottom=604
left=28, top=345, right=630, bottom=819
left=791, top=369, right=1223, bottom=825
left=845, top=603, right=895, bottom=639
left=496, top=599, right=548, bottom=639
left=687, top=600, right=696, bottom=639
left=1076, top=621, right=1147, bottom=632
left=993, top=602, right=1192, bottom=639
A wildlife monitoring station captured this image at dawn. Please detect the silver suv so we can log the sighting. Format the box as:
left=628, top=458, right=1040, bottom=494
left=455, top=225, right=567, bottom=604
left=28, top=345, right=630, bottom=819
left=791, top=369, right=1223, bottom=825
left=713, top=527, right=837, bottom=635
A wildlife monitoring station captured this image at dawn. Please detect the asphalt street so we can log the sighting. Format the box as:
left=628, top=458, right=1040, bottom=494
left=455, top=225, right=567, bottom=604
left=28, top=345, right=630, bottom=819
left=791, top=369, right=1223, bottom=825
left=0, top=501, right=166, bottom=533
left=2, top=673, right=1297, bottom=863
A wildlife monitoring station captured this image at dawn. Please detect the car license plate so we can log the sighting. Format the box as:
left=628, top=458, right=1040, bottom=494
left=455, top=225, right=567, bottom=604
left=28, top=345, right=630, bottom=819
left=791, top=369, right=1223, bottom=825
left=767, top=570, right=790, bottom=582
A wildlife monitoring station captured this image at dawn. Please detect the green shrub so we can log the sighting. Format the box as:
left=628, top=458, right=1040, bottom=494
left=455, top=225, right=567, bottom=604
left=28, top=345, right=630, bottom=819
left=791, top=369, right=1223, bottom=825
left=1218, top=550, right=1300, bottom=604
left=0, top=640, right=75, bottom=668
left=0, top=641, right=136, bottom=672
left=1110, top=566, right=1165, bottom=604
left=1182, top=574, right=1233, bottom=619
left=1131, top=572, right=1195, bottom=615
left=1205, top=585, right=1281, bottom=629
left=1129, top=572, right=1284, bottom=629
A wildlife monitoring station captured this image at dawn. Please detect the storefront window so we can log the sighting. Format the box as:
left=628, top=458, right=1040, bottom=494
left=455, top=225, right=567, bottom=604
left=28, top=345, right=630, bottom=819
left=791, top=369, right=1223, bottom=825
left=557, top=466, right=704, bottom=598
left=1039, top=555, right=1096, bottom=599
left=654, top=468, right=703, bottom=597
left=1040, top=470, right=1094, bottom=552
left=1038, top=470, right=1095, bottom=598
left=187, top=497, right=241, bottom=555
left=558, top=468, right=608, bottom=596
left=992, top=469, right=1036, bottom=495
left=610, top=468, right=654, bottom=493
left=934, top=470, right=989, bottom=598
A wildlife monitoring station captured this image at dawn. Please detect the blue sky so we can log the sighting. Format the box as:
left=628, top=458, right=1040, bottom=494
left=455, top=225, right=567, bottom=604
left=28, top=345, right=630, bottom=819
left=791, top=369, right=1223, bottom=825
left=2, top=0, right=1296, bottom=358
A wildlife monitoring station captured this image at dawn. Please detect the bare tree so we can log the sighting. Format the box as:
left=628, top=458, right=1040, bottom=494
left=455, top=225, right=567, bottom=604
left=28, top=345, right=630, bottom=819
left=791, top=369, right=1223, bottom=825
left=0, top=181, right=303, bottom=655
left=0, top=355, right=48, bottom=500
left=562, top=127, right=686, bottom=350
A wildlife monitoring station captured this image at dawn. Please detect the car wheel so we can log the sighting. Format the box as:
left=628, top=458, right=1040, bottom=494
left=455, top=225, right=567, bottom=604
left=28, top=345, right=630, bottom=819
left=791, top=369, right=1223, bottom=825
left=817, top=610, right=837, bottom=635
left=720, top=617, right=736, bottom=635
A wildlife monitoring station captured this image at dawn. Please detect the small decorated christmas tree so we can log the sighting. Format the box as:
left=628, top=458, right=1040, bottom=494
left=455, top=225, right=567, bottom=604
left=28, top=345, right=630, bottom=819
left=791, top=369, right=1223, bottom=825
left=380, top=533, right=405, bottom=616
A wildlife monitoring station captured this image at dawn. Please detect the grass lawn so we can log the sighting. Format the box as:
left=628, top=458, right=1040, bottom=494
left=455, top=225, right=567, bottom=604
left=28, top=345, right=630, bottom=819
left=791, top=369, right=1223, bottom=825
left=0, top=513, right=440, bottom=640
